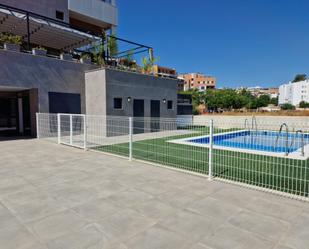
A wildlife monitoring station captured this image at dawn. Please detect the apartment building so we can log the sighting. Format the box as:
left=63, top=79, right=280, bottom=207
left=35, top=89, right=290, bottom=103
left=0, top=1, right=178, bottom=137
left=178, top=73, right=216, bottom=91
left=279, top=80, right=309, bottom=106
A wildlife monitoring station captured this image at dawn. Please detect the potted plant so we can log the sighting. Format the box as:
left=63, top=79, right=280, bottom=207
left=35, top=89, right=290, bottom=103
left=141, top=56, right=158, bottom=74
left=0, top=32, right=22, bottom=52
left=80, top=53, right=91, bottom=64
left=60, top=52, right=73, bottom=61
left=32, top=46, right=47, bottom=56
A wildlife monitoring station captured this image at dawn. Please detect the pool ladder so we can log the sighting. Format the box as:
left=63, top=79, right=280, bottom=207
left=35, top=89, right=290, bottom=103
left=273, top=124, right=305, bottom=157
left=289, top=130, right=305, bottom=157
left=244, top=116, right=258, bottom=144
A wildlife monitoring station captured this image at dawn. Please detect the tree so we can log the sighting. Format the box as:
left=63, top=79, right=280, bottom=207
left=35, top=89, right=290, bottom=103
left=299, top=101, right=309, bottom=108
left=257, top=94, right=271, bottom=108
left=292, top=74, right=307, bottom=83
left=270, top=97, right=278, bottom=106
left=107, top=34, right=118, bottom=58
left=91, top=43, right=105, bottom=67
left=281, top=103, right=295, bottom=110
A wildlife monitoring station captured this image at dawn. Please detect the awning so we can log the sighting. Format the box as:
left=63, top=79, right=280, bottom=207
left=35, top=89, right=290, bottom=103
left=0, top=7, right=100, bottom=51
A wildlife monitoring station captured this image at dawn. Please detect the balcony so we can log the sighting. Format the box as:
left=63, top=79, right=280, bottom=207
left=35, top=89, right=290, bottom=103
left=68, top=0, right=118, bottom=31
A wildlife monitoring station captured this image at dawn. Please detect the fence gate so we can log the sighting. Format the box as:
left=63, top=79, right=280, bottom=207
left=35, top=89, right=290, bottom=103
left=58, top=114, right=86, bottom=149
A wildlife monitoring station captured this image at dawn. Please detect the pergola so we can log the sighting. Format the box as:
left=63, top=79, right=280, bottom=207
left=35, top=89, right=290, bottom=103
left=0, top=5, right=100, bottom=52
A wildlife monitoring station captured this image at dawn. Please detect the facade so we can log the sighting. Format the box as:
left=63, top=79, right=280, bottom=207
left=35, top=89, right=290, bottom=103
left=178, top=73, right=216, bottom=91
left=86, top=69, right=178, bottom=118
left=0, top=1, right=178, bottom=138
left=279, top=80, right=309, bottom=106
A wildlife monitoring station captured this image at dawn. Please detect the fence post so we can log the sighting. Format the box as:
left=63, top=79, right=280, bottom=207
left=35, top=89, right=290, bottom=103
left=70, top=114, right=73, bottom=145
left=57, top=114, right=61, bottom=144
left=129, top=117, right=133, bottom=161
left=83, top=114, right=87, bottom=150
left=36, top=113, right=40, bottom=139
left=208, top=119, right=214, bottom=180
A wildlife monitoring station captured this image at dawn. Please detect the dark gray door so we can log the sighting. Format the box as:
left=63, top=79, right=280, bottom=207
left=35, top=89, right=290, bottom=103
left=151, top=100, right=160, bottom=132
left=133, top=99, right=144, bottom=134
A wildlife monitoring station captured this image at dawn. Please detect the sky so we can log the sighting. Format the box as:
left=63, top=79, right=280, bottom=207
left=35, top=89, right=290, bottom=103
left=116, top=0, right=309, bottom=88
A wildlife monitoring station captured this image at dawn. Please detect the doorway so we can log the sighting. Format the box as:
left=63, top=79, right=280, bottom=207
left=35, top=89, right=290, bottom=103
left=150, top=100, right=160, bottom=132
left=133, top=99, right=144, bottom=134
left=0, top=91, right=31, bottom=137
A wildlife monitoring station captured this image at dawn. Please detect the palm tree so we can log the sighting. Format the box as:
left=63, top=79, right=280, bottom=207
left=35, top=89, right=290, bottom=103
left=141, top=56, right=158, bottom=74
left=107, top=34, right=118, bottom=58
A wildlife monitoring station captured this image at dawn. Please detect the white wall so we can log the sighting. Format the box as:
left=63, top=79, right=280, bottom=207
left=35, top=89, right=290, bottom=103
left=278, top=80, right=309, bottom=106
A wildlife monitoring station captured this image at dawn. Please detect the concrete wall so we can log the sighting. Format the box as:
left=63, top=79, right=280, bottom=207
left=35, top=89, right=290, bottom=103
left=85, top=69, right=107, bottom=116
left=85, top=68, right=178, bottom=118
left=0, top=49, right=96, bottom=113
left=0, top=0, right=69, bottom=22
left=68, top=0, right=118, bottom=27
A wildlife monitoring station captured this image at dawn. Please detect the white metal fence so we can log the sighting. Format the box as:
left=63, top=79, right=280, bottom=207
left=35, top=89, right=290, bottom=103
left=37, top=113, right=309, bottom=200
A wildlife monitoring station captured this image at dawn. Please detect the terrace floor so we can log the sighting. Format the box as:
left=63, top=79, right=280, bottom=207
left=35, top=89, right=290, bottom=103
left=0, top=139, right=308, bottom=249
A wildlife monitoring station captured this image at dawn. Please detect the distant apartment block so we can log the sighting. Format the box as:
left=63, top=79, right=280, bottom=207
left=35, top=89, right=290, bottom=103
left=279, top=80, right=309, bottom=106
left=152, top=65, right=177, bottom=78
left=247, top=86, right=279, bottom=98
left=178, top=73, right=216, bottom=91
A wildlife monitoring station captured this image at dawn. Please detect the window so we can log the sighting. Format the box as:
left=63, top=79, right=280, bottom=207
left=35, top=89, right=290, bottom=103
left=113, top=98, right=122, bottom=109
left=56, top=11, right=64, bottom=20
left=167, top=100, right=173, bottom=110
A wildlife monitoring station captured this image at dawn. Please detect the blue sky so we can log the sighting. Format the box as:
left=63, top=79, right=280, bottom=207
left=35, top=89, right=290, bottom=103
left=116, top=0, right=309, bottom=88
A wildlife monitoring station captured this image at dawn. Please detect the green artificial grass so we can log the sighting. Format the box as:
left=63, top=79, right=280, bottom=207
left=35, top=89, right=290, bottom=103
left=95, top=127, right=309, bottom=197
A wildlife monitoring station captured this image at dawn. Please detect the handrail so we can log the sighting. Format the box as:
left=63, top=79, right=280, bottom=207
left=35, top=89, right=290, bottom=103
left=244, top=119, right=250, bottom=144
left=251, top=116, right=258, bottom=143
left=290, top=130, right=305, bottom=156
left=274, top=123, right=289, bottom=156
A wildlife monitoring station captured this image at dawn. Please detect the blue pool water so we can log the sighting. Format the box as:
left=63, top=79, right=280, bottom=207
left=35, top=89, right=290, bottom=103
left=188, top=131, right=309, bottom=153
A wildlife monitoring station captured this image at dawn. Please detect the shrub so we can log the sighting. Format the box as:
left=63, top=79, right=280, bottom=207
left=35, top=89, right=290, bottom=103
left=299, top=101, right=309, bottom=108
left=34, top=46, right=47, bottom=51
left=81, top=53, right=91, bottom=60
left=0, top=32, right=22, bottom=45
left=281, top=103, right=295, bottom=110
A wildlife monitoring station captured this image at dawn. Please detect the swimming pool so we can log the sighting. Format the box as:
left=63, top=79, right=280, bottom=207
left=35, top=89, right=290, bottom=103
left=169, top=130, right=309, bottom=159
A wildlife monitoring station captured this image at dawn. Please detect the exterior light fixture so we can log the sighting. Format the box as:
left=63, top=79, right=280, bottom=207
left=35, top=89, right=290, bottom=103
left=163, top=99, right=167, bottom=104
left=127, top=97, right=132, bottom=102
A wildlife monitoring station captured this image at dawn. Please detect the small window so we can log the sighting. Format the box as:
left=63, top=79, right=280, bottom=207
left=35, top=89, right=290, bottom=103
left=113, top=98, right=122, bottom=109
left=167, top=100, right=173, bottom=110
left=56, top=11, right=64, bottom=20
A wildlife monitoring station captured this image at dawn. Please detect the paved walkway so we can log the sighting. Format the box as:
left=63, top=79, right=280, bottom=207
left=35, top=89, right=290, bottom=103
left=0, top=139, right=308, bottom=249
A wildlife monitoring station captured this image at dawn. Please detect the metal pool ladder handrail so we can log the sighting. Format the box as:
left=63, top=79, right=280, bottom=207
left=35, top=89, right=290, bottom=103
left=251, top=116, right=258, bottom=134
left=251, top=116, right=258, bottom=143
left=244, top=118, right=250, bottom=144
left=274, top=123, right=289, bottom=156
left=290, top=130, right=305, bottom=156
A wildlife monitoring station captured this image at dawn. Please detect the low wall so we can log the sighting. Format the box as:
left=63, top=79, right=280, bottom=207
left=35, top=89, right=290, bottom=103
left=193, top=115, right=309, bottom=131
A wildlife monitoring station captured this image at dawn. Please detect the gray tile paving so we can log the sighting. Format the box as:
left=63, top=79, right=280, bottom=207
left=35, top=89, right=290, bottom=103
left=0, top=139, right=308, bottom=249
